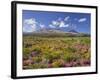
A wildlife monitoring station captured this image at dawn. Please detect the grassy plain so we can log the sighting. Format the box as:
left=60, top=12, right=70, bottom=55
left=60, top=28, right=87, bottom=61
left=23, top=34, right=91, bottom=69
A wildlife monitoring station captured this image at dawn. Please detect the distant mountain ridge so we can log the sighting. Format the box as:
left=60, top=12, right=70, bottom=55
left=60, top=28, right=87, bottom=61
left=23, top=26, right=90, bottom=37
left=37, top=27, right=79, bottom=33
left=68, top=29, right=79, bottom=34
left=23, top=27, right=90, bottom=37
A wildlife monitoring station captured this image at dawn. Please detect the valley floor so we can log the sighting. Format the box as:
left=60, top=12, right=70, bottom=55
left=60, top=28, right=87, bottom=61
left=23, top=36, right=91, bottom=69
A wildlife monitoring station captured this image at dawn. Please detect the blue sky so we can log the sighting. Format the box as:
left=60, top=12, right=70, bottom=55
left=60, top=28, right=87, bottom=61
left=23, top=10, right=91, bottom=34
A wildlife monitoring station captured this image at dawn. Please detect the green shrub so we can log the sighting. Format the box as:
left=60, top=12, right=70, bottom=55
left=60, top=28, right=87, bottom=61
left=65, top=47, right=76, bottom=53
left=51, top=51, right=61, bottom=59
left=82, top=52, right=90, bottom=60
left=31, top=63, right=48, bottom=69
left=23, top=48, right=30, bottom=58
left=61, top=53, right=79, bottom=62
left=32, top=56, right=42, bottom=63
left=52, top=59, right=64, bottom=67
left=33, top=48, right=41, bottom=53
left=43, top=52, right=53, bottom=61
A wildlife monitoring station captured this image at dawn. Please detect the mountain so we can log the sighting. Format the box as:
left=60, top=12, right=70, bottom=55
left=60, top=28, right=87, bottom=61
left=39, top=27, right=71, bottom=33
left=68, top=29, right=79, bottom=34
left=23, top=28, right=90, bottom=37
left=24, top=27, right=79, bottom=35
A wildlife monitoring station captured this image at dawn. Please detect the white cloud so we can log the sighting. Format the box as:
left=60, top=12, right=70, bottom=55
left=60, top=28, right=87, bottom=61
left=59, top=21, right=69, bottom=28
left=49, top=24, right=56, bottom=28
left=64, top=16, right=70, bottom=21
left=65, top=24, right=69, bottom=27
left=39, top=24, right=45, bottom=28
left=31, top=24, right=37, bottom=31
left=23, top=18, right=37, bottom=32
left=78, top=18, right=87, bottom=22
left=59, top=21, right=65, bottom=27
left=49, top=17, right=71, bottom=28
left=24, top=18, right=37, bottom=24
left=52, top=21, right=59, bottom=26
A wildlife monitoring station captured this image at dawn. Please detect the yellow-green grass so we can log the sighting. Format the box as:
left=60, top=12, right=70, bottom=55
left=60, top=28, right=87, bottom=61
left=23, top=36, right=91, bottom=69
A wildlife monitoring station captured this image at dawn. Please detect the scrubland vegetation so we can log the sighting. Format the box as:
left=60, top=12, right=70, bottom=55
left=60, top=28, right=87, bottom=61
left=23, top=34, right=91, bottom=69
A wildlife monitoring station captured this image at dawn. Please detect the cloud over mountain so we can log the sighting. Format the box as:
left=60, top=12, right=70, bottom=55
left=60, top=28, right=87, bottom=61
left=23, top=16, right=77, bottom=33
left=23, top=18, right=38, bottom=32
left=49, top=16, right=71, bottom=28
